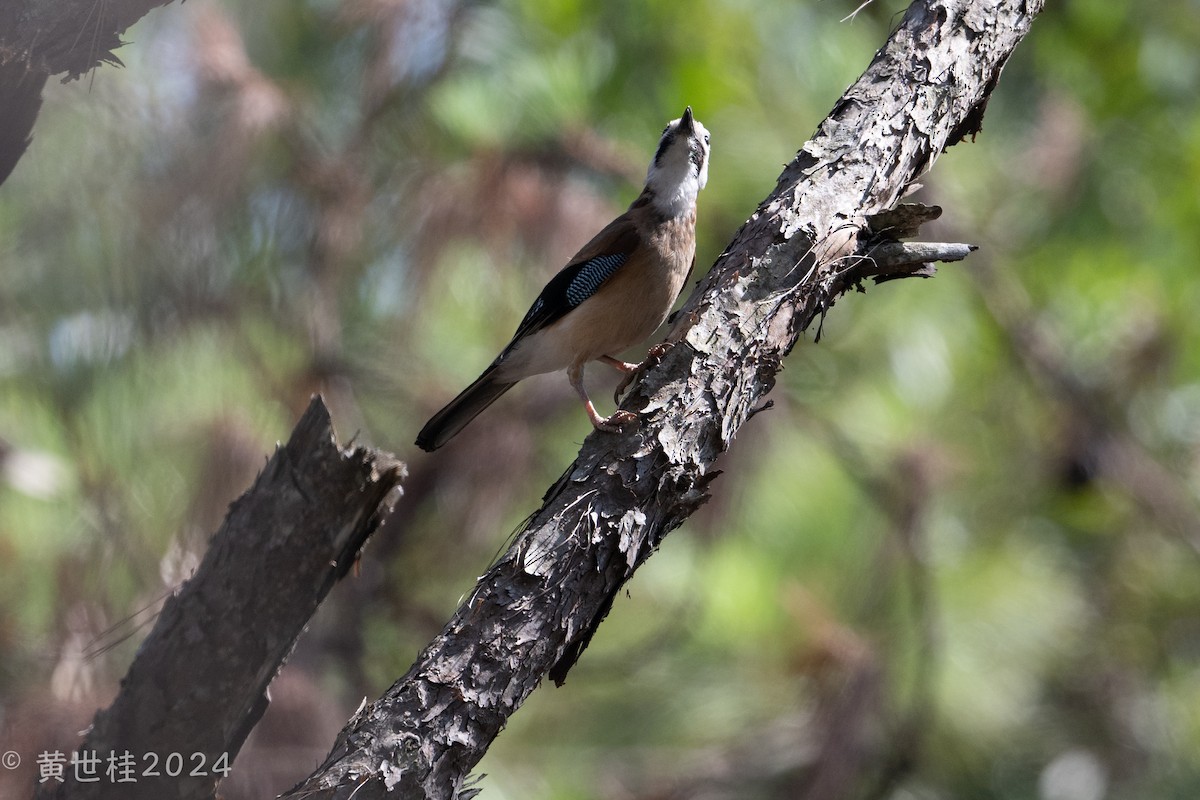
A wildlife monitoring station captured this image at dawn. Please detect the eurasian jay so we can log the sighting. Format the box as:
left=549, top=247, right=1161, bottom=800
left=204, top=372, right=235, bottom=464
left=415, top=106, right=710, bottom=452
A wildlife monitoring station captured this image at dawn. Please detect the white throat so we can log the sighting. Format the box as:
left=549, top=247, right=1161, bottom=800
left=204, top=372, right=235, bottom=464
left=644, top=114, right=709, bottom=219
left=647, top=169, right=703, bottom=218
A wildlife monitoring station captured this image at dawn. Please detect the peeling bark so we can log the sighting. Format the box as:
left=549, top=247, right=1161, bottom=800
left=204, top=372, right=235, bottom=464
left=283, top=1, right=1044, bottom=798
left=35, top=398, right=405, bottom=800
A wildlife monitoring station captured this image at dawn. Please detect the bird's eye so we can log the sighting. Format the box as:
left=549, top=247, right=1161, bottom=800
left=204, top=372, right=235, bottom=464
left=662, top=125, right=670, bottom=135
left=703, top=132, right=711, bottom=145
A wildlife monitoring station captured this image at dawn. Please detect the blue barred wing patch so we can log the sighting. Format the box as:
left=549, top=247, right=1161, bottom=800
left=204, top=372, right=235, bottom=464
left=507, top=235, right=638, bottom=344
left=566, top=253, right=628, bottom=307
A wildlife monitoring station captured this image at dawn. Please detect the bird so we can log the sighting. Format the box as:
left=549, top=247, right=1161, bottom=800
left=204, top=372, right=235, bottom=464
left=415, top=106, right=710, bottom=452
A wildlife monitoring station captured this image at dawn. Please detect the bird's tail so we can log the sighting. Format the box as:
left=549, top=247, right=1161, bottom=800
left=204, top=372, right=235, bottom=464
left=415, top=366, right=517, bottom=452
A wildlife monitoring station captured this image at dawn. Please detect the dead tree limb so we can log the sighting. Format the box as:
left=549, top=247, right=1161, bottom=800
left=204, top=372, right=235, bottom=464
left=36, top=397, right=405, bottom=800
left=0, top=0, right=176, bottom=184
left=283, top=1, right=1044, bottom=798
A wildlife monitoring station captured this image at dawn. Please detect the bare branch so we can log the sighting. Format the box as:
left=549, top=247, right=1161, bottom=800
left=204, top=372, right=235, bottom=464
left=36, top=397, right=406, bottom=800
left=1, top=0, right=176, bottom=79
left=0, top=0, right=178, bottom=184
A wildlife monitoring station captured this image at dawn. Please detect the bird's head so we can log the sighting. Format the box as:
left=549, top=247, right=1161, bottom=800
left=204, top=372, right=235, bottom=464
left=645, top=106, right=710, bottom=217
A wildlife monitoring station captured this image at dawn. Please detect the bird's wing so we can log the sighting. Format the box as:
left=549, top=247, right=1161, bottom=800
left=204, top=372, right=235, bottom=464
left=507, top=212, right=642, bottom=343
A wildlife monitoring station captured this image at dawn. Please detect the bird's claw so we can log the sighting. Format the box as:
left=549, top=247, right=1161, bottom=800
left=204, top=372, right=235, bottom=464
left=613, top=371, right=637, bottom=405
left=612, top=343, right=674, bottom=404
left=645, top=342, right=671, bottom=360
left=595, top=410, right=638, bottom=433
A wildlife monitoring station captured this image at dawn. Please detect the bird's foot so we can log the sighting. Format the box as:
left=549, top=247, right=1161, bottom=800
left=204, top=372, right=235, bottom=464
left=593, top=410, right=638, bottom=432
left=645, top=342, right=672, bottom=360
left=611, top=343, right=673, bottom=404
left=613, top=372, right=636, bottom=405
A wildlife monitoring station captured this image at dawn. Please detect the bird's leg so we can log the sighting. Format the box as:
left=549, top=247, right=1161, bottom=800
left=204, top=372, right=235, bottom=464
left=569, top=363, right=637, bottom=432
left=604, top=355, right=642, bottom=405
left=606, top=343, right=673, bottom=404
left=598, top=355, right=640, bottom=374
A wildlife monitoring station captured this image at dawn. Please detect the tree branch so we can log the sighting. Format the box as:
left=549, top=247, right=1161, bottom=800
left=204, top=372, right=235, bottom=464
left=1, top=0, right=173, bottom=79
left=283, top=1, right=1043, bottom=798
left=36, top=397, right=405, bottom=800
left=0, top=0, right=177, bottom=184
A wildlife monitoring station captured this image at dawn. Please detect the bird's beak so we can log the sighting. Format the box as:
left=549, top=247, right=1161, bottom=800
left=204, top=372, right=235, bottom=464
left=680, top=105, right=694, bottom=133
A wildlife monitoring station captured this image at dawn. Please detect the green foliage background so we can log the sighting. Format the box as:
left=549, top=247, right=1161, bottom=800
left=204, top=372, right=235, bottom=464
left=2, top=0, right=1199, bottom=798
